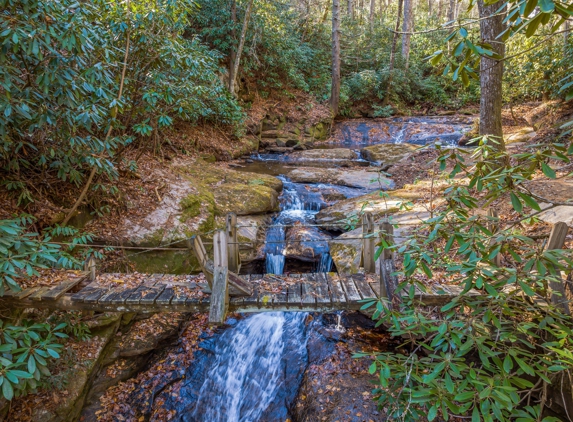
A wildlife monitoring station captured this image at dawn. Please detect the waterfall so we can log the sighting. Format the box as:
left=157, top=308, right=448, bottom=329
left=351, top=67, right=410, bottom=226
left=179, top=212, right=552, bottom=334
left=190, top=312, right=308, bottom=422
left=317, top=253, right=333, bottom=273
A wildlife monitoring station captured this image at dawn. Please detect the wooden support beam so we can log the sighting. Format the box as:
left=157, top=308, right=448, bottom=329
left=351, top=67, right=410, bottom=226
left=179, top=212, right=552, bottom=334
left=362, top=212, right=376, bottom=273
left=379, top=219, right=397, bottom=305
left=191, top=235, right=213, bottom=289
left=209, top=231, right=229, bottom=325
left=84, top=256, right=97, bottom=281
left=545, top=222, right=570, bottom=314
left=487, top=208, right=502, bottom=268
left=227, top=212, right=241, bottom=274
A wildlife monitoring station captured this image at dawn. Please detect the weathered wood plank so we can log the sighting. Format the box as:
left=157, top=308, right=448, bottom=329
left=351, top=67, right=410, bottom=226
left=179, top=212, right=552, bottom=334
left=209, top=266, right=229, bottom=325
left=339, top=274, right=362, bottom=303
left=155, top=285, right=175, bottom=306
left=351, top=273, right=377, bottom=300
left=97, top=286, right=128, bottom=304
left=301, top=275, right=317, bottom=308
left=545, top=222, right=570, bottom=314
left=42, top=273, right=89, bottom=301
left=139, top=276, right=167, bottom=305
left=314, top=273, right=332, bottom=305
left=287, top=280, right=302, bottom=308
left=242, top=275, right=259, bottom=306
left=14, top=287, right=41, bottom=300
left=83, top=288, right=108, bottom=304
left=125, top=274, right=163, bottom=305
left=362, top=212, right=376, bottom=273
left=29, top=287, right=51, bottom=301
left=326, top=273, right=347, bottom=306
left=227, top=212, right=241, bottom=274
left=71, top=281, right=101, bottom=302
left=110, top=287, right=141, bottom=305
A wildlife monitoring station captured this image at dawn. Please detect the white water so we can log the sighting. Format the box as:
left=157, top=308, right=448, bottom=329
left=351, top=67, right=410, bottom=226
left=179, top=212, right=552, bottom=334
left=190, top=312, right=308, bottom=422
left=264, top=176, right=333, bottom=274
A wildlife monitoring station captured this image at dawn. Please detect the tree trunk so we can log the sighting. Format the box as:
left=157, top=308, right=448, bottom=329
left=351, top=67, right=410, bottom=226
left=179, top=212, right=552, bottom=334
left=369, top=0, right=376, bottom=30
left=478, top=0, right=506, bottom=147
left=228, top=0, right=237, bottom=91
left=401, top=0, right=414, bottom=69
left=229, top=0, right=254, bottom=96
left=438, top=0, right=443, bottom=19
left=382, top=0, right=403, bottom=106
left=331, top=0, right=341, bottom=115
left=447, top=0, right=454, bottom=21
left=320, top=0, right=331, bottom=24
left=428, top=0, right=433, bottom=16
left=347, top=0, right=354, bottom=18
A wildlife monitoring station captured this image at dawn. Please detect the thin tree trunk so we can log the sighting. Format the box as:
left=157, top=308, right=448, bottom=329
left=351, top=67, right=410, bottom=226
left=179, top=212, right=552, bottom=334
left=320, top=0, right=331, bottom=24
left=438, top=0, right=443, bottom=19
left=447, top=0, right=454, bottom=21
left=369, top=0, right=376, bottom=30
left=401, top=0, right=414, bottom=69
left=228, top=0, right=237, bottom=91
left=347, top=0, right=354, bottom=18
left=428, top=0, right=432, bottom=16
left=331, top=0, right=341, bottom=115
left=229, top=0, right=254, bottom=96
left=478, top=0, right=506, bottom=148
left=382, top=0, right=403, bottom=106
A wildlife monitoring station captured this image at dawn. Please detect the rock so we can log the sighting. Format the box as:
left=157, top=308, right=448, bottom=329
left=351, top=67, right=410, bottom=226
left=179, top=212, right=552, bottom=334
left=538, top=205, right=573, bottom=227
left=329, top=207, right=431, bottom=273
left=284, top=223, right=331, bottom=262
left=315, top=188, right=423, bottom=229
left=524, top=101, right=560, bottom=129
left=360, top=143, right=418, bottom=168
left=213, top=183, right=280, bottom=215
left=237, top=215, right=271, bottom=262
left=505, top=128, right=536, bottom=144
left=288, top=167, right=394, bottom=191
left=291, top=148, right=357, bottom=161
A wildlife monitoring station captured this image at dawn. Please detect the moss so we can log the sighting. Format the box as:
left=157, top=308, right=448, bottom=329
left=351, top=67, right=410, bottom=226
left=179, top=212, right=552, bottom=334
left=213, top=183, right=279, bottom=215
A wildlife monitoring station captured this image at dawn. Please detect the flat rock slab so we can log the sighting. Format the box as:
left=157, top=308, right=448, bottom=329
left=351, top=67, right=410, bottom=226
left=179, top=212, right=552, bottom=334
left=538, top=205, right=573, bottom=227
left=288, top=167, right=394, bottom=191
left=315, top=191, right=407, bottom=228
left=286, top=148, right=363, bottom=167
left=360, top=143, right=418, bottom=168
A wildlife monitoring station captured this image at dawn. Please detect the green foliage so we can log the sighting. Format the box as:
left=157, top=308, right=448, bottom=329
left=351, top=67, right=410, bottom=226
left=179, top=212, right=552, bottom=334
left=0, top=0, right=242, bottom=204
left=49, top=312, right=92, bottom=342
left=360, top=137, right=573, bottom=421
left=0, top=319, right=68, bottom=400
left=0, top=215, right=90, bottom=295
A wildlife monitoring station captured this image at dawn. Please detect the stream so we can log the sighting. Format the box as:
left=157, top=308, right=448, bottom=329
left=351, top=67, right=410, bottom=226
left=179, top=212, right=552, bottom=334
left=112, top=116, right=472, bottom=421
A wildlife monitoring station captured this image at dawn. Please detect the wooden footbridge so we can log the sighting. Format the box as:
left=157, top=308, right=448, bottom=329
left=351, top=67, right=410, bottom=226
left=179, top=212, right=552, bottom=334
left=1, top=213, right=569, bottom=324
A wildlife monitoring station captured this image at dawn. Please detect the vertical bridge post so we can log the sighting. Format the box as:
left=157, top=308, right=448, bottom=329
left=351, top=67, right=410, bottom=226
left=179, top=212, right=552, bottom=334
left=209, top=230, right=229, bottom=325
left=362, top=212, right=376, bottom=273
left=84, top=256, right=97, bottom=281
left=379, top=218, right=397, bottom=307
left=227, top=212, right=241, bottom=274
left=487, top=208, right=502, bottom=267
left=545, top=222, right=570, bottom=315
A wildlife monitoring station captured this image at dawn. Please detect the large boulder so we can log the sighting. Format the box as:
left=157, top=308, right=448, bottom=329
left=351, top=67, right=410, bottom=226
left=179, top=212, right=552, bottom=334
left=213, top=183, right=280, bottom=215
left=284, top=223, right=331, bottom=262
left=360, top=143, right=418, bottom=168
left=315, top=191, right=404, bottom=229
left=286, top=148, right=361, bottom=167
left=287, top=167, right=394, bottom=191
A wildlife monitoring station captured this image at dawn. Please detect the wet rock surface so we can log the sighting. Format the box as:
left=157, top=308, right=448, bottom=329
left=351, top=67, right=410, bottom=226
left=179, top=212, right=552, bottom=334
left=360, top=143, right=418, bottom=168
left=292, top=313, right=391, bottom=422
left=288, top=167, right=394, bottom=191
left=284, top=222, right=332, bottom=263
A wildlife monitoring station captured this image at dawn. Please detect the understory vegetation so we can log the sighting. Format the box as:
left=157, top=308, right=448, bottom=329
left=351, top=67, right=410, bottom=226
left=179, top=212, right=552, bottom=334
left=1, top=0, right=573, bottom=419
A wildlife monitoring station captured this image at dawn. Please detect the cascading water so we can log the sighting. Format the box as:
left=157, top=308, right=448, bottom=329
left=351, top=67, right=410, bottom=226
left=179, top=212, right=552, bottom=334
left=185, top=312, right=309, bottom=422
left=264, top=176, right=333, bottom=274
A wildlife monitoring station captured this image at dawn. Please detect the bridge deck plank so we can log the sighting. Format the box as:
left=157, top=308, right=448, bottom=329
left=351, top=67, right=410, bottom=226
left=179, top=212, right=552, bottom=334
left=326, top=273, right=347, bottom=306
left=339, top=274, right=362, bottom=304
left=301, top=274, right=317, bottom=309
left=314, top=273, right=332, bottom=305
left=287, top=279, right=302, bottom=309
left=351, top=274, right=378, bottom=300
left=42, top=273, right=88, bottom=301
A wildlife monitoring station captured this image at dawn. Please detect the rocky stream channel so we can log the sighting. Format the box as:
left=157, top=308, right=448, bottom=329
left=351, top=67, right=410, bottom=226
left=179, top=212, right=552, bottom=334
left=79, top=116, right=472, bottom=421
left=10, top=117, right=474, bottom=422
